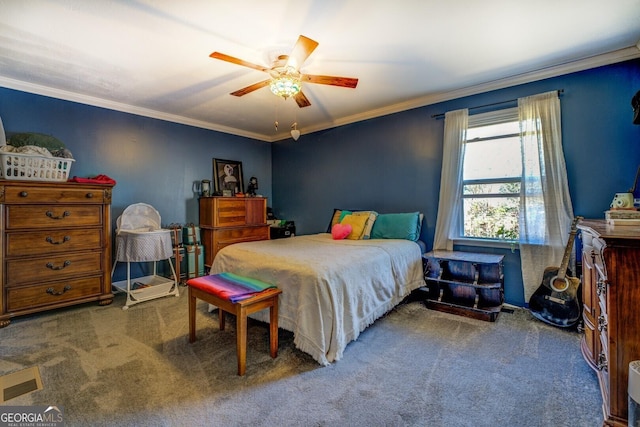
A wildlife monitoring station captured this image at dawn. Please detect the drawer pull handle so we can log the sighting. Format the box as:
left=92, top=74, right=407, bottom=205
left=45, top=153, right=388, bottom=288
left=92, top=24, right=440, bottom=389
left=46, top=260, right=71, bottom=270
left=597, top=352, right=608, bottom=371
left=86, top=192, right=93, bottom=198
left=46, top=210, right=71, bottom=220
left=46, top=285, right=71, bottom=296
left=46, top=236, right=71, bottom=245
left=19, top=191, right=28, bottom=197
left=597, top=315, right=607, bottom=332
left=596, top=280, right=606, bottom=296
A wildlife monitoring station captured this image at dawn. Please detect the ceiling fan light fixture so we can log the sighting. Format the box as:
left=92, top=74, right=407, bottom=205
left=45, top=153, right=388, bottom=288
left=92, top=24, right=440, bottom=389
left=211, top=35, right=358, bottom=110
left=270, top=68, right=302, bottom=99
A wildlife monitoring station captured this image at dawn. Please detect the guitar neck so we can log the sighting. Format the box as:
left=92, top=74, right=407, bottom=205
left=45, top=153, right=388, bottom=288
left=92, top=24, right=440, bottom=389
left=557, top=217, right=582, bottom=280
left=556, top=231, right=576, bottom=280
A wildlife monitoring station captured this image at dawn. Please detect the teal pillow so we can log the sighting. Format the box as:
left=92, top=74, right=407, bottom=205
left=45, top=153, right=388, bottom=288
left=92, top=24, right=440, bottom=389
left=371, top=212, right=421, bottom=241
left=338, top=210, right=352, bottom=222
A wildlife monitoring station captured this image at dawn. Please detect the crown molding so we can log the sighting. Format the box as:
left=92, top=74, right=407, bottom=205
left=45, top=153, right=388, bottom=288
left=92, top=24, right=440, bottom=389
left=2, top=43, right=639, bottom=144
left=0, top=76, right=271, bottom=142
left=291, top=44, right=640, bottom=140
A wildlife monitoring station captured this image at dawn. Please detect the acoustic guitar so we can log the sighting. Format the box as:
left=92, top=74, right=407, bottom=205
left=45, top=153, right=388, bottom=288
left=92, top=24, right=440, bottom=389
left=529, top=216, right=583, bottom=328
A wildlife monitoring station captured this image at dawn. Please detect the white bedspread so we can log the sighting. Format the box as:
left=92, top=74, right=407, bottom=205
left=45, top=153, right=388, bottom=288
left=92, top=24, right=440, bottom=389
left=210, top=233, right=425, bottom=365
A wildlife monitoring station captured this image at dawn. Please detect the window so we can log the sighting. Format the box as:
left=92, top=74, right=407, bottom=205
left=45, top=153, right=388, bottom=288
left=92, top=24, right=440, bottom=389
left=461, top=108, right=521, bottom=241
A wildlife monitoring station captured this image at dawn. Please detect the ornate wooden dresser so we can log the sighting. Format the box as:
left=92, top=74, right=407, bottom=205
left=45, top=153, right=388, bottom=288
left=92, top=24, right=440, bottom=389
left=0, top=180, right=115, bottom=327
left=578, top=219, right=640, bottom=426
left=199, top=196, right=269, bottom=269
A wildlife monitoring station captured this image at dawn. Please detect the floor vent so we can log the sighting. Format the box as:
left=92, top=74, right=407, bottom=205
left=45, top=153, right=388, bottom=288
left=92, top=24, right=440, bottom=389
left=0, top=367, right=43, bottom=402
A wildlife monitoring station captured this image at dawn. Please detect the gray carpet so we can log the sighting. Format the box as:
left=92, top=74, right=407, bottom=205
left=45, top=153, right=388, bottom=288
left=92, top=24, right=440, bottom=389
left=0, top=289, right=602, bottom=427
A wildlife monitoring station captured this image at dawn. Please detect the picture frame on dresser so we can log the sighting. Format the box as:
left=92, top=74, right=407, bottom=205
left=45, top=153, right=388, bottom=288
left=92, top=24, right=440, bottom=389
left=213, top=158, right=243, bottom=195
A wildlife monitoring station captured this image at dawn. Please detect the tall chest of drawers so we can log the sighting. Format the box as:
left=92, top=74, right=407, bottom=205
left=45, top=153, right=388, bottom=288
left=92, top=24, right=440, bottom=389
left=199, top=197, right=269, bottom=269
left=0, top=181, right=115, bottom=327
left=578, top=219, right=640, bottom=426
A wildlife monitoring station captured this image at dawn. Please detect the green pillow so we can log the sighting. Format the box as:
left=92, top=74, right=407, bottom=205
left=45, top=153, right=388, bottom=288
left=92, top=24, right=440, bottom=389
left=338, top=210, right=352, bottom=222
left=371, top=212, right=421, bottom=241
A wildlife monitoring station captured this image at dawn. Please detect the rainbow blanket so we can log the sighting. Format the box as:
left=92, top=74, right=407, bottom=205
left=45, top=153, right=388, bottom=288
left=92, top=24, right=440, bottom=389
left=187, top=272, right=276, bottom=303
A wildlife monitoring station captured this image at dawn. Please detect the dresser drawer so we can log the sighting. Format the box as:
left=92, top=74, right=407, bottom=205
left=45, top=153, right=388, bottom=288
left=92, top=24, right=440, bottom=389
left=6, top=276, right=103, bottom=311
left=598, top=290, right=607, bottom=315
left=6, top=252, right=103, bottom=285
left=5, top=205, right=102, bottom=229
left=581, top=249, right=597, bottom=322
left=214, top=199, right=247, bottom=227
left=582, top=314, right=598, bottom=365
left=2, top=185, right=106, bottom=204
left=592, top=237, right=606, bottom=277
left=6, top=229, right=102, bottom=257
left=213, top=226, right=269, bottom=255
left=214, top=226, right=269, bottom=244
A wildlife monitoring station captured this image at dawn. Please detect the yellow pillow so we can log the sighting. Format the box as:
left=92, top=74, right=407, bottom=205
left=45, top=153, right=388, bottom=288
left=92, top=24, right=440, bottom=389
left=340, top=214, right=369, bottom=240
left=328, top=209, right=351, bottom=231
left=351, top=211, right=378, bottom=239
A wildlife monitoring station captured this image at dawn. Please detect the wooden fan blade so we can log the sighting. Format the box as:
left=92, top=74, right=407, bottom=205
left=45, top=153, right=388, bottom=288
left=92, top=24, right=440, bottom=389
left=294, top=91, right=311, bottom=108
left=230, top=79, right=271, bottom=97
left=210, top=52, right=268, bottom=73
left=286, top=35, right=319, bottom=70
left=302, top=74, right=358, bottom=88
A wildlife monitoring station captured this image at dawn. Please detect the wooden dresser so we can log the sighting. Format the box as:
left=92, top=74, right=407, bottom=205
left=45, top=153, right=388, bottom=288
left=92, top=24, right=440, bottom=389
left=199, top=197, right=269, bottom=268
left=0, top=180, right=115, bottom=327
left=578, top=219, right=640, bottom=426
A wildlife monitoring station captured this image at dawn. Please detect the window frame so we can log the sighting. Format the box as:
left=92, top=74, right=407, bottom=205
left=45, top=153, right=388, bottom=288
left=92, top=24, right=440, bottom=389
left=455, top=107, right=521, bottom=246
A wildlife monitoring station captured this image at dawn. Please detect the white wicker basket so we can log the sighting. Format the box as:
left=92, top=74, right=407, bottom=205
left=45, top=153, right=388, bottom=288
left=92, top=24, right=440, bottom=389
left=0, top=152, right=74, bottom=181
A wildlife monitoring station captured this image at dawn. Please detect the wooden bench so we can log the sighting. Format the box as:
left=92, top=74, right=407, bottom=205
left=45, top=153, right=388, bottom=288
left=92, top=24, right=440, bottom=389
left=187, top=275, right=281, bottom=376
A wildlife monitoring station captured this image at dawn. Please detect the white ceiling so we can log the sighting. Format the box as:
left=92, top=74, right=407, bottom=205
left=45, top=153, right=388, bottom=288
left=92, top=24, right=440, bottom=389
left=1, top=1, right=639, bottom=142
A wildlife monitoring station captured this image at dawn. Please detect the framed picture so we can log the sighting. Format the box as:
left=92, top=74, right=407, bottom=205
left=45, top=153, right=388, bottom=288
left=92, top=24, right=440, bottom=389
left=213, top=158, right=244, bottom=195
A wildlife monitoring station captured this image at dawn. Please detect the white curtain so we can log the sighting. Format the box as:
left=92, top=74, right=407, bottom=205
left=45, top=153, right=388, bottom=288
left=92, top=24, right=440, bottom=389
left=433, top=109, right=468, bottom=251
left=518, top=91, right=574, bottom=301
left=0, top=114, right=5, bottom=145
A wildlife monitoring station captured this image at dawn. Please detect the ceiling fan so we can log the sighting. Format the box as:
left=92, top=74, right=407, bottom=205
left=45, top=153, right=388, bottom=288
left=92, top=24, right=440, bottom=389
left=210, top=35, right=358, bottom=108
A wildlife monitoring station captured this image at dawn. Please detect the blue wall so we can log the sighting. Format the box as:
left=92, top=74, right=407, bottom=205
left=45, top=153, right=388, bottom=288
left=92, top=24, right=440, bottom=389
left=0, top=89, right=273, bottom=224
left=0, top=89, right=272, bottom=280
left=1, top=59, right=639, bottom=305
left=272, top=58, right=640, bottom=306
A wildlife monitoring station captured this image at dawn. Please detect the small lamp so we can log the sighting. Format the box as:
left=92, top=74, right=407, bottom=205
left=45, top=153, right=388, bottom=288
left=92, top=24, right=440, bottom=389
left=290, top=122, right=301, bottom=141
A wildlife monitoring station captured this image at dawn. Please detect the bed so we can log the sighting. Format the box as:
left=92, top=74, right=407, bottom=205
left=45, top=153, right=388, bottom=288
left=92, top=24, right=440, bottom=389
left=210, top=219, right=425, bottom=365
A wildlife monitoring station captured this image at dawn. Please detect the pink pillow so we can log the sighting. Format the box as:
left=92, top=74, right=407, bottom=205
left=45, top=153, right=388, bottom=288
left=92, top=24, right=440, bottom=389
left=332, top=223, right=352, bottom=240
